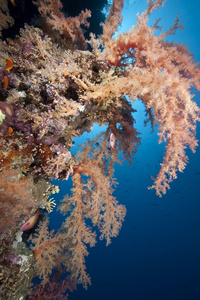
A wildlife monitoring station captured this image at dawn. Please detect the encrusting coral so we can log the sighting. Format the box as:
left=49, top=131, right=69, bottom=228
left=0, top=0, right=200, bottom=298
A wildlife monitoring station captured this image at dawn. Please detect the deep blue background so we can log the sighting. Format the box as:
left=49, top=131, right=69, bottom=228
left=49, top=0, right=200, bottom=299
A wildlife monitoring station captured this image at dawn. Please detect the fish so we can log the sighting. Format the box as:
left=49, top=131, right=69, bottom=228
left=0, top=101, right=14, bottom=117
left=8, top=126, right=13, bottom=134
left=5, top=57, right=13, bottom=72
left=108, top=133, right=116, bottom=150
left=20, top=209, right=41, bottom=231
left=8, top=40, right=14, bottom=46
left=2, top=75, right=8, bottom=90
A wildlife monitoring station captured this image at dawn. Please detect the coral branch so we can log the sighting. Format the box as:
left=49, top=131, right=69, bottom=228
left=34, top=0, right=91, bottom=49
left=29, top=218, right=63, bottom=285
left=86, top=0, right=200, bottom=195
left=0, top=0, right=14, bottom=36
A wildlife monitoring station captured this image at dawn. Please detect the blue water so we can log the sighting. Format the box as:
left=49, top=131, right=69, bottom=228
left=51, top=0, right=200, bottom=299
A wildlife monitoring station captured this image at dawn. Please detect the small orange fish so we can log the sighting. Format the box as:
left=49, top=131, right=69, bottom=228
left=8, top=41, right=14, bottom=46
left=8, top=127, right=13, bottom=134
left=2, top=75, right=8, bottom=90
left=20, top=210, right=41, bottom=231
left=5, top=58, right=13, bottom=72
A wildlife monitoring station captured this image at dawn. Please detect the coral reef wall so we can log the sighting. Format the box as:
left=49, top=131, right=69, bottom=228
left=0, top=0, right=200, bottom=298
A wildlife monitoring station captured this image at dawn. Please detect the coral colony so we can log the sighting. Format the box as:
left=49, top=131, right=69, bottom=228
left=0, top=0, right=200, bottom=298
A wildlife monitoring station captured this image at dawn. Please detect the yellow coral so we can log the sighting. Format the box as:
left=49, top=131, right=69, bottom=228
left=45, top=198, right=56, bottom=213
